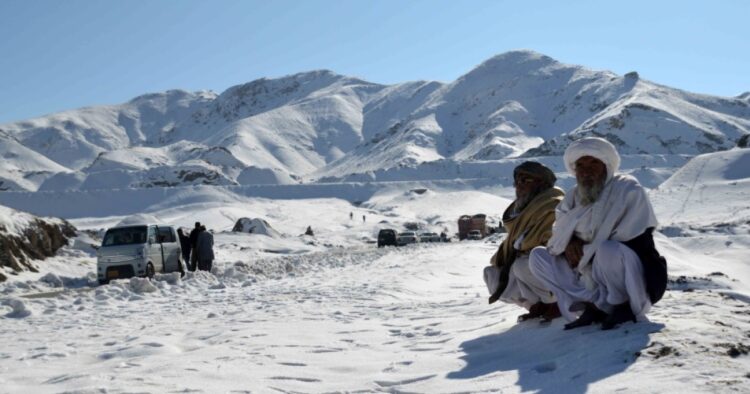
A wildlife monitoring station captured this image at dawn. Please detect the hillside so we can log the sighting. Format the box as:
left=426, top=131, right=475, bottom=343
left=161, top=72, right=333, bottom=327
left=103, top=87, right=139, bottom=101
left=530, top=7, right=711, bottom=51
left=651, top=147, right=750, bottom=234
left=1, top=50, right=748, bottom=191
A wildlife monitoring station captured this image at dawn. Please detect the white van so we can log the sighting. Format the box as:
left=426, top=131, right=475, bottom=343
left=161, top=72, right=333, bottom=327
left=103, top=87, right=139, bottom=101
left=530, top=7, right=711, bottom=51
left=97, top=224, right=185, bottom=284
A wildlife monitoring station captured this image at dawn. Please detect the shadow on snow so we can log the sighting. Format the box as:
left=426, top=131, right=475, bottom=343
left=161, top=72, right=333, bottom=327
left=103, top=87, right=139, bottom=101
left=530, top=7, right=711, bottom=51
left=447, top=319, right=664, bottom=393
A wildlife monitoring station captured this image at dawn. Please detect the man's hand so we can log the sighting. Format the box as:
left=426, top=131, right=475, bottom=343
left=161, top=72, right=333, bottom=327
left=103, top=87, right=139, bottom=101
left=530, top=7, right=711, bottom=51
left=564, top=236, right=584, bottom=269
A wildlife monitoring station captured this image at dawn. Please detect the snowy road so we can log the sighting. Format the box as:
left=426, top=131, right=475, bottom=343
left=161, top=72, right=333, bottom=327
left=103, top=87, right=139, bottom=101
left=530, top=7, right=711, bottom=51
left=2, top=238, right=749, bottom=393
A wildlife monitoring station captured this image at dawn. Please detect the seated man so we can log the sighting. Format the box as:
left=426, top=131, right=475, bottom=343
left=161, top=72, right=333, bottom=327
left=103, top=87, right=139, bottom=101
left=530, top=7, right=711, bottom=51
left=529, top=137, right=668, bottom=330
left=484, top=161, right=565, bottom=322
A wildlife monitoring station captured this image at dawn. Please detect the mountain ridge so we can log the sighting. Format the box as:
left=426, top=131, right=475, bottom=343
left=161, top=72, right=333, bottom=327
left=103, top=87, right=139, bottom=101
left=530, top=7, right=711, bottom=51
left=1, top=50, right=748, bottom=191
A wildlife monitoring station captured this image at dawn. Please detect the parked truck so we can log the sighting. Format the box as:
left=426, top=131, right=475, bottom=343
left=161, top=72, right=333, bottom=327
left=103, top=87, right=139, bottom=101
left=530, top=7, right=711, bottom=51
left=458, top=214, right=489, bottom=240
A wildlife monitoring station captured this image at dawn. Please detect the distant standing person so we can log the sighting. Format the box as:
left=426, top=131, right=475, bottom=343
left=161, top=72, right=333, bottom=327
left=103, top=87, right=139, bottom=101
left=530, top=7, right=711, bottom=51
left=196, top=225, right=215, bottom=272
left=362, top=215, right=366, bottom=223
left=350, top=212, right=353, bottom=220
left=189, top=222, right=202, bottom=271
left=177, top=228, right=191, bottom=270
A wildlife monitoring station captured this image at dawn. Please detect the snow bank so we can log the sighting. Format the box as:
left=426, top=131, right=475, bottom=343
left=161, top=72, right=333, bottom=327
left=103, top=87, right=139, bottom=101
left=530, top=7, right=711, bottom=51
left=652, top=148, right=750, bottom=229
left=116, top=213, right=160, bottom=227
left=0, top=204, right=35, bottom=237
left=2, top=298, right=32, bottom=318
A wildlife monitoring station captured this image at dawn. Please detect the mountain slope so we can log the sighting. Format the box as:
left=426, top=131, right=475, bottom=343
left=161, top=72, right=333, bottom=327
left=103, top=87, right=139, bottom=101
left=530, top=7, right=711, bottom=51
left=650, top=147, right=750, bottom=233
left=525, top=78, right=750, bottom=156
left=315, top=51, right=641, bottom=177
left=1, top=51, right=749, bottom=190
left=0, top=129, right=71, bottom=191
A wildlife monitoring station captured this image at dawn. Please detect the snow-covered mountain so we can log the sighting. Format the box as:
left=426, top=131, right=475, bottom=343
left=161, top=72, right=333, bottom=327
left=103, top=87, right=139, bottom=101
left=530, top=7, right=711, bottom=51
left=1, top=50, right=748, bottom=191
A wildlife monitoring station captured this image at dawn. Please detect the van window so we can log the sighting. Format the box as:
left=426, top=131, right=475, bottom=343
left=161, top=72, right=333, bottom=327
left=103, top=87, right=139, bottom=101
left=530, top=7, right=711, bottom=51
left=158, top=227, right=176, bottom=243
left=148, top=226, right=157, bottom=243
left=103, top=226, right=148, bottom=246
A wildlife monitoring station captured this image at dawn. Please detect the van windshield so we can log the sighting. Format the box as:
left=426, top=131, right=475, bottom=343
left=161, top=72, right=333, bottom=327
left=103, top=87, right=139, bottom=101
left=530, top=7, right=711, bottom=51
left=102, top=226, right=148, bottom=246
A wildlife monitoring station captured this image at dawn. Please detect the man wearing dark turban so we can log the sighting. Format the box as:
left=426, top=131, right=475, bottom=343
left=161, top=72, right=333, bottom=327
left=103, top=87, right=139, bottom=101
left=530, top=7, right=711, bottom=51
left=483, top=161, right=565, bottom=323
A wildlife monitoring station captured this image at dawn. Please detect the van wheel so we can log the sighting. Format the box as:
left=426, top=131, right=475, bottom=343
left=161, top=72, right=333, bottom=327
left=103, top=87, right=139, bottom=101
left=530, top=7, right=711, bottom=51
left=145, top=263, right=155, bottom=279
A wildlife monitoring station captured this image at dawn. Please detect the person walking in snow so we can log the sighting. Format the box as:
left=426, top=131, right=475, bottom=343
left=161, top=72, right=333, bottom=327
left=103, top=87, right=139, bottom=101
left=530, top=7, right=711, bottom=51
left=196, top=225, right=215, bottom=272
left=529, top=137, right=668, bottom=330
left=483, top=161, right=564, bottom=323
left=177, top=228, right=191, bottom=271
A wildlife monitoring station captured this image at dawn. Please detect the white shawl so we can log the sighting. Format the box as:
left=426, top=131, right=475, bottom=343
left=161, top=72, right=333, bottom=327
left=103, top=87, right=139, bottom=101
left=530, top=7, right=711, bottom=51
left=546, top=174, right=658, bottom=286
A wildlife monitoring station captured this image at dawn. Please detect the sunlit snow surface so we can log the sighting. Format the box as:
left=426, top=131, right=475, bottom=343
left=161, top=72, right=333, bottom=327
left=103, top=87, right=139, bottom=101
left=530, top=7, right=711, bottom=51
left=1, top=149, right=750, bottom=393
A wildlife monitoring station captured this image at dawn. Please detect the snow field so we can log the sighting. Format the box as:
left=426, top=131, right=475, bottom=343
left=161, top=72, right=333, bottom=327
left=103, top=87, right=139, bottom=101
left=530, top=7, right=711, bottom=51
left=1, top=233, right=749, bottom=392
left=1, top=147, right=749, bottom=392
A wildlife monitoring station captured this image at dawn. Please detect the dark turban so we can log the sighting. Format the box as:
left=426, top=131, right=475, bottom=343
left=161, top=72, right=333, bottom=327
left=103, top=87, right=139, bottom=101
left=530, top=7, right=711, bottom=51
left=513, top=161, right=556, bottom=189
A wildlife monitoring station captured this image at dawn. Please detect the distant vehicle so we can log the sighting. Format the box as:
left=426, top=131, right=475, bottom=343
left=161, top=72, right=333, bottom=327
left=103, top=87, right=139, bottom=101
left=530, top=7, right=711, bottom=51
left=466, top=229, right=483, bottom=240
left=97, top=224, right=184, bottom=284
left=377, top=229, right=398, bottom=247
left=458, top=214, right=489, bottom=240
left=397, top=231, right=418, bottom=246
left=419, top=232, right=441, bottom=242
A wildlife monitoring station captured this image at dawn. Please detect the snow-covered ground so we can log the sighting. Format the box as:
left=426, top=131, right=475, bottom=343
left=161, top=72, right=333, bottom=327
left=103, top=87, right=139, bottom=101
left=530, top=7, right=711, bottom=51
left=1, top=149, right=750, bottom=392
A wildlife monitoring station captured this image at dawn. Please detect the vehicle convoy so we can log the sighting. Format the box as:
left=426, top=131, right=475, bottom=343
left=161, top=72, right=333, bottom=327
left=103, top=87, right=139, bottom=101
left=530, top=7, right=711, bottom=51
left=97, top=224, right=184, bottom=284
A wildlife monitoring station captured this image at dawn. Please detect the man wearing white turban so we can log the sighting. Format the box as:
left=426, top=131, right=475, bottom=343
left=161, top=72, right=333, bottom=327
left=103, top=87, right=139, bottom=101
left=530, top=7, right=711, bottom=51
left=529, top=137, right=668, bottom=330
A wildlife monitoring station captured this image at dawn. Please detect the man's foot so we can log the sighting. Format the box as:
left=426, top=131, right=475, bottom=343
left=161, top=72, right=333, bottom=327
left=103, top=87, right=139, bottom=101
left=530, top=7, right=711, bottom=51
left=540, top=303, right=561, bottom=323
left=517, top=302, right=546, bottom=322
left=601, top=302, right=636, bottom=330
left=568, top=301, right=588, bottom=312
left=564, top=303, right=606, bottom=330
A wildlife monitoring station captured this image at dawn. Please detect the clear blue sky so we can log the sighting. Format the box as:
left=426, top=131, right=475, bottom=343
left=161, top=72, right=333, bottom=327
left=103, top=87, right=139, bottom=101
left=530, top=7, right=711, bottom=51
left=1, top=0, right=748, bottom=124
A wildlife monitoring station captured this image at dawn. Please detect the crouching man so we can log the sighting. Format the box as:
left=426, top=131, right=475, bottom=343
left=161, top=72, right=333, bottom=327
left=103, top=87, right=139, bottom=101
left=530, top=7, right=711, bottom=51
left=484, top=161, right=565, bottom=322
left=529, top=137, right=668, bottom=330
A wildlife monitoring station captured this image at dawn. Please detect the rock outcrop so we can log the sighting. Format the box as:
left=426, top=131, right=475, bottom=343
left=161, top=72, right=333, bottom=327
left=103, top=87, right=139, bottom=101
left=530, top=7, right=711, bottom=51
left=232, top=217, right=281, bottom=238
left=0, top=205, right=76, bottom=281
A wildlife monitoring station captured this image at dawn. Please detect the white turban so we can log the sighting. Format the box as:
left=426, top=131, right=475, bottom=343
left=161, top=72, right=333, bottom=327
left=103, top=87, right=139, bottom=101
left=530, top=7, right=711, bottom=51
left=563, top=137, right=621, bottom=182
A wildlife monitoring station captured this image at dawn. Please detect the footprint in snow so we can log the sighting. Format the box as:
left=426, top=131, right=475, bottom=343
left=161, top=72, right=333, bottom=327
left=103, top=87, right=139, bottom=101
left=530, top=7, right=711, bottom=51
left=382, top=360, right=414, bottom=372
left=278, top=362, right=307, bottom=367
left=268, top=376, right=321, bottom=383
left=374, top=374, right=437, bottom=387
left=534, top=361, right=558, bottom=373
left=43, top=373, right=88, bottom=384
left=308, top=347, right=343, bottom=353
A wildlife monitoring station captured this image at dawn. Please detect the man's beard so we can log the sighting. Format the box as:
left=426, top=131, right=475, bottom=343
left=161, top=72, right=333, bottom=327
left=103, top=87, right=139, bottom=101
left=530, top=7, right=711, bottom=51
left=515, top=185, right=545, bottom=213
left=577, top=178, right=605, bottom=206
